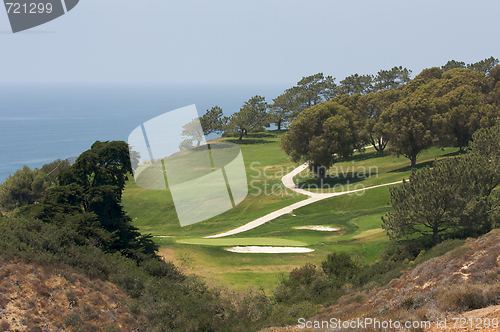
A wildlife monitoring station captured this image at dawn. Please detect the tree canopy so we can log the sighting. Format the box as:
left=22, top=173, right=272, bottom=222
left=200, top=105, right=226, bottom=135
left=0, top=159, right=71, bottom=211
left=296, top=73, right=337, bottom=106
left=281, top=61, right=499, bottom=169
left=373, top=66, right=412, bottom=91
left=382, top=124, right=500, bottom=245
left=227, top=95, right=268, bottom=140
left=357, top=89, right=399, bottom=153
left=338, top=73, right=374, bottom=95
left=381, top=80, right=444, bottom=167
left=280, top=100, right=363, bottom=179
left=31, top=140, right=158, bottom=261
left=268, top=88, right=302, bottom=130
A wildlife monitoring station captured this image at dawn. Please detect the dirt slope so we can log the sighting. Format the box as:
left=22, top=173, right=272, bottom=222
left=262, top=229, right=500, bottom=332
left=0, top=258, right=138, bottom=332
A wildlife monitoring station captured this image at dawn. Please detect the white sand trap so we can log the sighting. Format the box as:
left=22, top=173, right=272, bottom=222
left=294, top=226, right=340, bottom=232
left=226, top=246, right=315, bottom=253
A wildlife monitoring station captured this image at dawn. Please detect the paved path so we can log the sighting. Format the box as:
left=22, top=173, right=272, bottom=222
left=203, top=161, right=403, bottom=239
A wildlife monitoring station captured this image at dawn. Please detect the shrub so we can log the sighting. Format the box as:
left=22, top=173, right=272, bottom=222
left=437, top=284, right=486, bottom=312
left=382, top=240, right=427, bottom=262
left=64, top=313, right=83, bottom=327
left=355, top=259, right=403, bottom=287
left=274, top=264, right=340, bottom=305
left=321, top=252, right=359, bottom=285
left=139, top=257, right=184, bottom=281
left=483, top=283, right=500, bottom=305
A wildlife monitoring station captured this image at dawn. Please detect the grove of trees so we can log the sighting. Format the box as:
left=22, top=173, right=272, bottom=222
left=199, top=65, right=414, bottom=140
left=382, top=124, right=500, bottom=245
left=227, top=95, right=269, bottom=140
left=281, top=57, right=500, bottom=170
left=0, top=159, right=70, bottom=210
left=198, top=57, right=498, bottom=176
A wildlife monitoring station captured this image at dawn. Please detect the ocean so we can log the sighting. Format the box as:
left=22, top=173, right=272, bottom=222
left=0, top=83, right=288, bottom=183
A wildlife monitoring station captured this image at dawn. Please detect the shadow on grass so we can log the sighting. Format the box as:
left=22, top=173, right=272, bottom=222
left=442, top=150, right=465, bottom=157
left=223, top=138, right=274, bottom=145
left=388, top=160, right=435, bottom=173
left=296, top=173, right=371, bottom=189
left=336, top=151, right=388, bottom=163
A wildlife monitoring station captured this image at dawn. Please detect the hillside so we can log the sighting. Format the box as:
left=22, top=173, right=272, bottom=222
left=262, top=229, right=500, bottom=332
left=0, top=257, right=138, bottom=332
left=122, top=130, right=460, bottom=293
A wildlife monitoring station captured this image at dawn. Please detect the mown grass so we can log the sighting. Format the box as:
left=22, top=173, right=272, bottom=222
left=123, top=131, right=305, bottom=238
left=176, top=237, right=307, bottom=247
left=129, top=184, right=395, bottom=292
left=295, top=147, right=461, bottom=193
left=122, top=131, right=460, bottom=293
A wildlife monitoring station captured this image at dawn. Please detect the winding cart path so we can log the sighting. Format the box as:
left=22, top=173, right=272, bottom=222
left=203, top=162, right=402, bottom=239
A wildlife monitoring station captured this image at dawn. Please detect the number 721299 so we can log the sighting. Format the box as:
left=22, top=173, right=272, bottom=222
left=452, top=318, right=499, bottom=329
left=5, top=3, right=53, bottom=14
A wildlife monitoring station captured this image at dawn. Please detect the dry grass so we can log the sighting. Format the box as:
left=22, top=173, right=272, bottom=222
left=0, top=257, right=139, bottom=331
left=262, top=229, right=500, bottom=332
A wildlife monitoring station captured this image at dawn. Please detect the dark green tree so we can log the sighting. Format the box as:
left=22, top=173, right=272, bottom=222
left=382, top=94, right=442, bottom=167
left=338, top=73, right=373, bottom=95
left=357, top=89, right=399, bottom=153
left=227, top=95, right=268, bottom=140
left=0, top=166, right=47, bottom=210
left=200, top=106, right=226, bottom=135
left=382, top=156, right=484, bottom=245
left=273, top=263, right=337, bottom=304
left=268, top=88, right=302, bottom=130
left=281, top=100, right=363, bottom=180
left=40, top=159, right=71, bottom=185
left=467, top=123, right=500, bottom=199
left=431, top=68, right=498, bottom=150
left=296, top=73, right=337, bottom=106
left=373, top=66, right=412, bottom=91
left=441, top=60, right=466, bottom=73
left=382, top=124, right=500, bottom=246
left=467, top=56, right=499, bottom=75
left=36, top=141, right=158, bottom=261
left=321, top=252, right=359, bottom=285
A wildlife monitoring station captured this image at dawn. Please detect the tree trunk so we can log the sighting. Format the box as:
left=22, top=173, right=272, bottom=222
left=239, top=131, right=243, bottom=140
left=316, top=166, right=326, bottom=181
left=432, top=226, right=440, bottom=246
left=277, top=120, right=281, bottom=131
left=377, top=137, right=387, bottom=153
left=410, top=155, right=417, bottom=167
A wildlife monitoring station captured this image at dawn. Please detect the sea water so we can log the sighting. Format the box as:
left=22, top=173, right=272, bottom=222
left=0, top=83, right=288, bottom=183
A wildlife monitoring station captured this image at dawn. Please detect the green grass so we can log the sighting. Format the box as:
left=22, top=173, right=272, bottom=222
left=176, top=237, right=307, bottom=247
left=145, top=185, right=395, bottom=292
left=295, top=147, right=461, bottom=193
left=122, top=131, right=460, bottom=293
left=123, top=131, right=306, bottom=238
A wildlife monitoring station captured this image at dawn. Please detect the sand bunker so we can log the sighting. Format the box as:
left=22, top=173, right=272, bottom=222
left=226, top=246, right=315, bottom=253
left=294, top=226, right=339, bottom=231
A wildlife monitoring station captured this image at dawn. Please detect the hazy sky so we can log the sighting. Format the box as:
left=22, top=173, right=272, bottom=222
left=1, top=0, right=499, bottom=85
